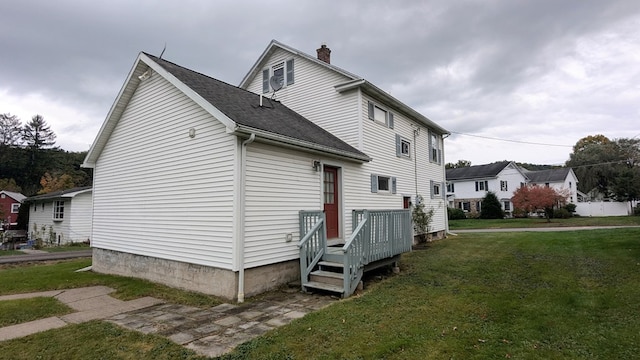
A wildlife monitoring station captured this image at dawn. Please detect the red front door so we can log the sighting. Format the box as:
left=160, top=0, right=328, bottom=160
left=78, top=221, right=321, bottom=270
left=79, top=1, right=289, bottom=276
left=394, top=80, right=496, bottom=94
left=323, top=166, right=339, bottom=239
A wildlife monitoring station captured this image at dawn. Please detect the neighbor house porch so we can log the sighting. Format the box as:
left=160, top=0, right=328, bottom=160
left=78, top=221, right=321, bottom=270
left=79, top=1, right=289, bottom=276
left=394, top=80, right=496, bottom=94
left=299, top=209, right=412, bottom=298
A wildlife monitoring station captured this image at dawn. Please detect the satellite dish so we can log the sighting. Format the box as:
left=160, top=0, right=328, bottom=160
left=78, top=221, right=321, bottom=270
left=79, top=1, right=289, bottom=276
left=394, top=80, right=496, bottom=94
left=269, top=76, right=283, bottom=92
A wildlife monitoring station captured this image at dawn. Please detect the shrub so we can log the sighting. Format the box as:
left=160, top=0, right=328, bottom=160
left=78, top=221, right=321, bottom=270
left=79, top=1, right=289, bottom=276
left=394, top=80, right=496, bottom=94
left=563, top=203, right=577, bottom=213
left=553, top=208, right=571, bottom=219
left=634, top=204, right=640, bottom=216
left=448, top=207, right=466, bottom=220
left=480, top=192, right=504, bottom=219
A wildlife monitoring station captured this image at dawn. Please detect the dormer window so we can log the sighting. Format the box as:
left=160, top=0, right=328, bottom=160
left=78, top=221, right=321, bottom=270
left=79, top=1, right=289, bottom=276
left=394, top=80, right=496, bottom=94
left=262, top=59, right=294, bottom=93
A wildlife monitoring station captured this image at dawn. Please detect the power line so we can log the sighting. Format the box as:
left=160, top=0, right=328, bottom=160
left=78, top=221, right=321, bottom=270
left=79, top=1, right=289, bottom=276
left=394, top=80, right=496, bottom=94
left=449, top=131, right=573, bottom=147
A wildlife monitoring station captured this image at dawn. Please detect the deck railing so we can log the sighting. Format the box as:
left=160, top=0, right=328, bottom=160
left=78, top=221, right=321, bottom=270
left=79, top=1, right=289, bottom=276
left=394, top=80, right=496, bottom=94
left=298, top=211, right=326, bottom=288
left=344, top=209, right=412, bottom=296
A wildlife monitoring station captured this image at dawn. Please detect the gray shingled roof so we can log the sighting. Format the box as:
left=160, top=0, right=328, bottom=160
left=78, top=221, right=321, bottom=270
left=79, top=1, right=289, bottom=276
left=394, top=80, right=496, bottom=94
left=446, top=161, right=511, bottom=181
left=25, top=186, right=92, bottom=202
left=145, top=54, right=369, bottom=162
left=525, top=168, right=571, bottom=183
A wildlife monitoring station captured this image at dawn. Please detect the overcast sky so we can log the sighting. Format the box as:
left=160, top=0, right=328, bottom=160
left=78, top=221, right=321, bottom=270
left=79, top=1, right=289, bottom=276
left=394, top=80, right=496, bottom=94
left=2, top=0, right=639, bottom=166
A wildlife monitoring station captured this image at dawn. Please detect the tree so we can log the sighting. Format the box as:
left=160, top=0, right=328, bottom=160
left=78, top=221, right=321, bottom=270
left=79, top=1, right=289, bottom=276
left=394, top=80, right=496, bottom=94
left=412, top=195, right=434, bottom=242
left=38, top=172, right=75, bottom=194
left=480, top=191, right=504, bottom=219
left=511, top=185, right=569, bottom=222
left=445, top=160, right=472, bottom=169
left=22, top=114, right=56, bottom=150
left=0, top=178, right=22, bottom=192
left=566, top=135, right=640, bottom=202
left=0, top=113, right=22, bottom=147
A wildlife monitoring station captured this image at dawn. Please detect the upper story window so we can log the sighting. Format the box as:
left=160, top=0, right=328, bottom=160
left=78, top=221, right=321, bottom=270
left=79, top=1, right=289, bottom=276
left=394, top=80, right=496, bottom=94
left=475, top=180, right=488, bottom=191
left=11, top=203, right=20, bottom=213
left=395, top=134, right=411, bottom=158
left=447, top=183, right=455, bottom=193
left=53, top=200, right=65, bottom=220
left=367, top=101, right=394, bottom=129
left=500, top=180, right=508, bottom=191
left=429, top=131, right=442, bottom=164
left=262, top=59, right=294, bottom=93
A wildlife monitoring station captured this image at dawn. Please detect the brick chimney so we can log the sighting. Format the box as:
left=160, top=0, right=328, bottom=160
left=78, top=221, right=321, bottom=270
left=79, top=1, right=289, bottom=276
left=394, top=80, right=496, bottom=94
left=316, top=44, right=331, bottom=64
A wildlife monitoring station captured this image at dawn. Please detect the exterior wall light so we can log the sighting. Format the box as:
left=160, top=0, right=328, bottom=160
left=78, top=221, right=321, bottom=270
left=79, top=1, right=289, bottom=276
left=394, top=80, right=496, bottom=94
left=188, top=128, right=196, bottom=138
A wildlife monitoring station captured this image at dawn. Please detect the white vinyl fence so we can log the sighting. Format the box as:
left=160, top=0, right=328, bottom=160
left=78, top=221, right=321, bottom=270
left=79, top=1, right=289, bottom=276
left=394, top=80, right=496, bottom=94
left=575, top=201, right=638, bottom=217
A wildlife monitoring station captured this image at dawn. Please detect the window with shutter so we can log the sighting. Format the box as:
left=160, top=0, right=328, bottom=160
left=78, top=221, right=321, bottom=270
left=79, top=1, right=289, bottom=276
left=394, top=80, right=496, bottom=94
left=286, top=59, right=294, bottom=85
left=262, top=69, right=269, bottom=93
left=367, top=101, right=393, bottom=128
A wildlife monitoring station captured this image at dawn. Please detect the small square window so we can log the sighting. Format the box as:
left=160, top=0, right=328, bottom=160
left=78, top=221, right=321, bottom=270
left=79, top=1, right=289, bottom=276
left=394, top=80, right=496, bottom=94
left=447, top=183, right=455, bottom=193
left=400, top=139, right=411, bottom=157
left=378, top=176, right=390, bottom=191
left=11, top=203, right=20, bottom=213
left=433, top=183, right=440, bottom=196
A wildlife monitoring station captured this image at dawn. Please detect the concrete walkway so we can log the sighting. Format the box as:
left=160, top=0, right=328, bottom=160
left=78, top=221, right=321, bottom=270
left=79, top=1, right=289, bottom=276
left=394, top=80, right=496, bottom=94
left=0, top=286, right=336, bottom=358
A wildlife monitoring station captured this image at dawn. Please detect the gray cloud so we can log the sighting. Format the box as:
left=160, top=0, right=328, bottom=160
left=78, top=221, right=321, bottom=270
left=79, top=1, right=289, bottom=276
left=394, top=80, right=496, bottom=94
left=1, top=0, right=639, bottom=165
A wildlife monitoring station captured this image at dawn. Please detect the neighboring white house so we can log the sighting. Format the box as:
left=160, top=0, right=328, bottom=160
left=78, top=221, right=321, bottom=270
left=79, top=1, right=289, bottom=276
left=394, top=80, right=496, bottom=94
left=25, top=187, right=92, bottom=245
left=522, top=167, right=580, bottom=203
left=446, top=162, right=580, bottom=216
left=83, top=41, right=449, bottom=301
left=446, top=161, right=528, bottom=216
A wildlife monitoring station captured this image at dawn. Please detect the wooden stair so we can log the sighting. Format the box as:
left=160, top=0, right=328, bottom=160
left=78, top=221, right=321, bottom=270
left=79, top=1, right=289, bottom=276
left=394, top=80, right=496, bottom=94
left=303, top=260, right=345, bottom=296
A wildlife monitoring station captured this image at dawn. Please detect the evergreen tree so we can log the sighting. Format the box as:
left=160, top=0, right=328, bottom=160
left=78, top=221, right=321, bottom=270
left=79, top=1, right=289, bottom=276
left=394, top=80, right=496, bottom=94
left=22, top=114, right=56, bottom=150
left=480, top=191, right=504, bottom=219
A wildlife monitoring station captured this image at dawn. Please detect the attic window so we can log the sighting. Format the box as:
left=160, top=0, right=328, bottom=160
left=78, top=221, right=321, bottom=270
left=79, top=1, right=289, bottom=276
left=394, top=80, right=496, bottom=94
left=11, top=203, right=19, bottom=213
left=262, top=59, right=294, bottom=93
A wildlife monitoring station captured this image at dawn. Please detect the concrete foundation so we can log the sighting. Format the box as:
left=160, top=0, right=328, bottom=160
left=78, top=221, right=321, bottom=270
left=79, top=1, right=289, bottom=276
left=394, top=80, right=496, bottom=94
left=92, top=248, right=300, bottom=301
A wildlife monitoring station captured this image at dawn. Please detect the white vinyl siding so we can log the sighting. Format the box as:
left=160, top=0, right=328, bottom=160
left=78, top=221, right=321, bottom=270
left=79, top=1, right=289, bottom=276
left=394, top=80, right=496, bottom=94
left=244, top=48, right=360, bottom=149
left=359, top=94, right=447, bottom=233
left=243, top=142, right=321, bottom=268
left=68, top=192, right=93, bottom=243
left=91, top=73, right=236, bottom=269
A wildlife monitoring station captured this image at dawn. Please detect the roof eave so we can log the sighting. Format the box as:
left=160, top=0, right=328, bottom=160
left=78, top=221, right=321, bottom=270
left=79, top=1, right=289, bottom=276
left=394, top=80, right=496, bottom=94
left=234, top=125, right=371, bottom=163
left=239, top=40, right=359, bottom=89
left=335, top=80, right=450, bottom=135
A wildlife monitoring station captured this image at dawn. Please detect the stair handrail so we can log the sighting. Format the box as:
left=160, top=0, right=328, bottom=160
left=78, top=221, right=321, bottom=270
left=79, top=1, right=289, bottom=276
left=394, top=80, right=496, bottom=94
left=298, top=211, right=326, bottom=289
left=342, top=210, right=369, bottom=297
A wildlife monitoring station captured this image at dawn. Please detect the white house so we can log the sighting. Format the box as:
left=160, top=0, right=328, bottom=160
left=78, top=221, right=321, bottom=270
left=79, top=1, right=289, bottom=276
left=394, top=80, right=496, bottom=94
left=446, top=162, right=580, bottom=216
left=25, top=187, right=92, bottom=245
left=522, top=167, right=580, bottom=204
left=446, top=161, right=527, bottom=216
left=83, top=41, right=449, bottom=301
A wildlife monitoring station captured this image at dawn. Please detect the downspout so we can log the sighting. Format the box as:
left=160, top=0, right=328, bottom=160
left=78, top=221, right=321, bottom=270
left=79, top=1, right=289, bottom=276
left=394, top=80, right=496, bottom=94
left=237, top=133, right=256, bottom=303
left=442, top=133, right=455, bottom=236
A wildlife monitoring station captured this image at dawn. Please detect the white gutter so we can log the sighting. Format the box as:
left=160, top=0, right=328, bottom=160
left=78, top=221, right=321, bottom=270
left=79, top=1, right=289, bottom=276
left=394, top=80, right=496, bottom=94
left=233, top=125, right=371, bottom=163
left=237, top=133, right=256, bottom=303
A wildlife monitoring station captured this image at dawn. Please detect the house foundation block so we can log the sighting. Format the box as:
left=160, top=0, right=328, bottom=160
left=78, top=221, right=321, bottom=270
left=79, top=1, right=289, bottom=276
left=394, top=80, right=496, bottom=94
left=92, top=248, right=300, bottom=301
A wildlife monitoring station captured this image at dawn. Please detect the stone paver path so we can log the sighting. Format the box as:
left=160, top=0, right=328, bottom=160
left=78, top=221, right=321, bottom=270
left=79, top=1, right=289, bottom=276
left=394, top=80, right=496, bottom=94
left=108, top=290, right=336, bottom=358
left=0, top=286, right=336, bottom=358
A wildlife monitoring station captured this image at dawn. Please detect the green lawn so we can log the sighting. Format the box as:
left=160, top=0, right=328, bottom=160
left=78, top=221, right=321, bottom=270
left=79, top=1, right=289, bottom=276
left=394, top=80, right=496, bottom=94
left=0, top=250, right=24, bottom=256
left=449, top=215, right=640, bottom=229
left=1, top=228, right=639, bottom=359
left=0, top=259, right=222, bottom=307
left=223, top=228, right=640, bottom=359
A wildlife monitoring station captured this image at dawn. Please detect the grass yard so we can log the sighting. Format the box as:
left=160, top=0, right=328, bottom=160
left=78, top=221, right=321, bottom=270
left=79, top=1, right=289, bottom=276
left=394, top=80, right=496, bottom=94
left=0, top=321, right=209, bottom=360
left=449, top=215, right=640, bottom=229
left=0, top=228, right=639, bottom=359
left=0, top=259, right=222, bottom=307
left=0, top=250, right=24, bottom=256
left=223, top=228, right=640, bottom=359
